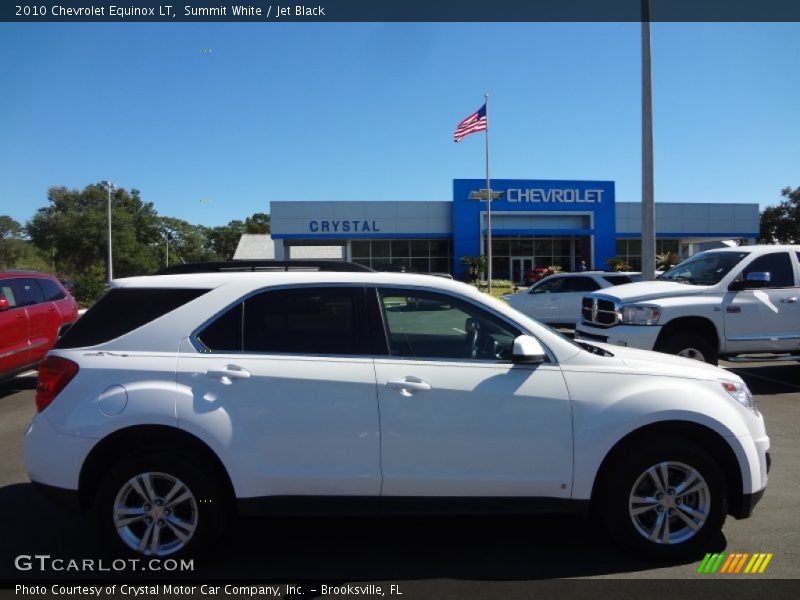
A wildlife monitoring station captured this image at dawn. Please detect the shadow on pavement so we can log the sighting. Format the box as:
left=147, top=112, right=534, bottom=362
left=0, top=482, right=725, bottom=582
left=726, top=363, right=800, bottom=395
left=0, top=374, right=36, bottom=401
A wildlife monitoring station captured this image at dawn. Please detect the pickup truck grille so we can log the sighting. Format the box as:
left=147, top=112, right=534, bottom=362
left=581, top=296, right=620, bottom=327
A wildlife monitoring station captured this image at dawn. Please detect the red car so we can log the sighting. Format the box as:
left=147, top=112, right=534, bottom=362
left=0, top=271, right=78, bottom=382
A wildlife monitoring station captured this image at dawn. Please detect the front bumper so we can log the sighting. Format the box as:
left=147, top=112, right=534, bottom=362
left=575, top=323, right=663, bottom=351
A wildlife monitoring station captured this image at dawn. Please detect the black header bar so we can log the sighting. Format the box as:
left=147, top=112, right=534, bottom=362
left=3, top=0, right=800, bottom=23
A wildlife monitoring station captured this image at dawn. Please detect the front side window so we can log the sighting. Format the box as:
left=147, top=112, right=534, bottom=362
left=659, top=251, right=748, bottom=286
left=602, top=275, right=634, bottom=286
left=378, top=289, right=520, bottom=361
left=0, top=283, right=18, bottom=308
left=531, top=277, right=565, bottom=294
left=561, top=277, right=601, bottom=293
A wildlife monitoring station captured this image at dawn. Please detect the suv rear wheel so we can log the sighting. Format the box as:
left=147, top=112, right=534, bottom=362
left=600, top=437, right=727, bottom=559
left=95, top=453, right=227, bottom=557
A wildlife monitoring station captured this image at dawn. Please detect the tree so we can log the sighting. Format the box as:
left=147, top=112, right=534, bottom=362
left=0, top=215, right=25, bottom=269
left=759, top=186, right=800, bottom=243
left=245, top=212, right=270, bottom=234
left=26, top=184, right=162, bottom=298
left=158, top=216, right=217, bottom=266
left=206, top=220, right=246, bottom=260
left=460, top=255, right=487, bottom=282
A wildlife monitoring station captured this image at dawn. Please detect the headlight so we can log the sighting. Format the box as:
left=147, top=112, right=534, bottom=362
left=721, top=381, right=757, bottom=413
left=620, top=304, right=662, bottom=325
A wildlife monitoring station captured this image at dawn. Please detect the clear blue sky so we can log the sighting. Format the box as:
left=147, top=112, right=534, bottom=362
left=0, top=22, right=798, bottom=227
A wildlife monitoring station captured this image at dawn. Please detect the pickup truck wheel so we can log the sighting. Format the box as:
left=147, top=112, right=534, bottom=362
left=656, top=333, right=718, bottom=365
left=95, top=453, right=228, bottom=558
left=600, top=438, right=727, bottom=559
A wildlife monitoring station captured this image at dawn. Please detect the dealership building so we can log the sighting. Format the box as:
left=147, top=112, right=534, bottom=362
left=241, top=179, right=759, bottom=283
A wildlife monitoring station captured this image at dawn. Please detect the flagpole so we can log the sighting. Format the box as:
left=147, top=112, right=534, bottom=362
left=484, top=93, right=492, bottom=294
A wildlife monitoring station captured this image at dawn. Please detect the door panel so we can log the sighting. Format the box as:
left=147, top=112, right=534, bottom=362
left=16, top=278, right=58, bottom=362
left=176, top=285, right=381, bottom=499
left=374, top=287, right=573, bottom=498
left=0, top=281, right=30, bottom=374
left=724, top=252, right=800, bottom=353
left=376, top=360, right=573, bottom=497
left=176, top=353, right=380, bottom=498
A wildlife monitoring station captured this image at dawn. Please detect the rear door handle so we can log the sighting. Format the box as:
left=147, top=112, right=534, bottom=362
left=780, top=297, right=799, bottom=304
left=386, top=378, right=431, bottom=395
left=205, top=365, right=251, bottom=382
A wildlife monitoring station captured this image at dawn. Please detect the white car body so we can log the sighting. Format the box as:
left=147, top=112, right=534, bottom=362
left=25, top=268, right=770, bottom=558
left=505, top=271, right=637, bottom=325
left=575, top=245, right=800, bottom=363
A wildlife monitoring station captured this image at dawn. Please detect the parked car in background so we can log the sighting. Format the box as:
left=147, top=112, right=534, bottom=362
left=505, top=271, right=637, bottom=326
left=0, top=271, right=78, bottom=382
left=576, top=245, right=800, bottom=365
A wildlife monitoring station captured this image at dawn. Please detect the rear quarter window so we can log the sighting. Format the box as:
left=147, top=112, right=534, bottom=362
left=55, top=288, right=210, bottom=348
left=37, top=277, right=66, bottom=301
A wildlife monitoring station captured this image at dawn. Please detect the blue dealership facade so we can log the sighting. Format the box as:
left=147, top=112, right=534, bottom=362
left=267, top=179, right=760, bottom=283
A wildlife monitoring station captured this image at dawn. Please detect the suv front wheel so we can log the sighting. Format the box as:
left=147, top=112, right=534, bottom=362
left=95, top=453, right=228, bottom=557
left=656, top=332, right=719, bottom=365
left=600, top=438, right=727, bottom=559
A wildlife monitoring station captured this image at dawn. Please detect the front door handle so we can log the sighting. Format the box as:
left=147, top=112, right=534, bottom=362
left=386, top=378, right=431, bottom=395
left=780, top=297, right=799, bottom=304
left=205, top=365, right=251, bottom=383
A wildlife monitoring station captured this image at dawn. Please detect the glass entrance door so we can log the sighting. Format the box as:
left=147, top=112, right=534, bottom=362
left=510, top=257, right=533, bottom=285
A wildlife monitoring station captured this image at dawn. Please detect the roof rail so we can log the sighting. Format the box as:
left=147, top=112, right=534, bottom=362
left=155, top=260, right=374, bottom=275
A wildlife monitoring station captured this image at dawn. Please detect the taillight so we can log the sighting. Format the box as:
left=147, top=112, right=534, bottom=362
left=36, top=356, right=79, bottom=412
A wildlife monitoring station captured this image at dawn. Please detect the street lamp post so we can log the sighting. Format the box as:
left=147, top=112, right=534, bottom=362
left=100, top=181, right=115, bottom=283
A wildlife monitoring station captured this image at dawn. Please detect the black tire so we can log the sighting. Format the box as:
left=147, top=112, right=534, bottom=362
left=656, top=332, right=718, bottom=365
left=95, top=453, right=228, bottom=558
left=599, top=437, right=728, bottom=560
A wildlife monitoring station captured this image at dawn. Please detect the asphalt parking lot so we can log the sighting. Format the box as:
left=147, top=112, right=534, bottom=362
left=0, top=360, right=797, bottom=589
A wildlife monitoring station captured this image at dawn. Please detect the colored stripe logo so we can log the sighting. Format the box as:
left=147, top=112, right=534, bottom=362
left=696, top=552, right=773, bottom=574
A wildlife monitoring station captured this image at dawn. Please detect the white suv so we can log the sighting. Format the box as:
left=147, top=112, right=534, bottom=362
left=25, top=262, right=770, bottom=559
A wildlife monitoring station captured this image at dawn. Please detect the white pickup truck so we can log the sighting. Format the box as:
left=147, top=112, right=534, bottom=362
left=575, top=245, right=800, bottom=365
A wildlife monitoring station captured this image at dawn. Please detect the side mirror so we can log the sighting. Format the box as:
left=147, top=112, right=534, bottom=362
left=729, top=271, right=770, bottom=291
left=511, top=335, right=547, bottom=364
left=0, top=298, right=8, bottom=311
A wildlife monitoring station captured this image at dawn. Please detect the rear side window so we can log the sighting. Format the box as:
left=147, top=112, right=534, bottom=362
left=196, top=287, right=365, bottom=355
left=56, top=288, right=209, bottom=348
left=602, top=275, right=634, bottom=286
left=37, top=278, right=66, bottom=301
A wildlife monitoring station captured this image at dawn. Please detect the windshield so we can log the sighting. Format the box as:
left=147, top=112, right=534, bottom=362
left=658, top=251, right=748, bottom=286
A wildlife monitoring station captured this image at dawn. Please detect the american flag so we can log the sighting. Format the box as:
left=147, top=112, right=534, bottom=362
left=454, top=103, right=487, bottom=142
